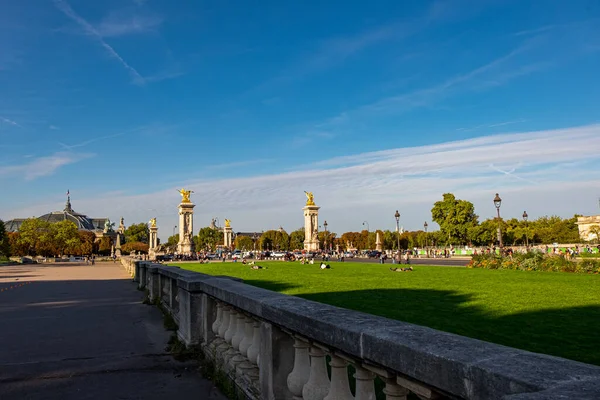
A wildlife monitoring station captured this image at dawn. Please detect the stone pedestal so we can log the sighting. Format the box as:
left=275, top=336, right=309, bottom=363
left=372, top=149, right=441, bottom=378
left=224, top=226, right=233, bottom=250
left=375, top=231, right=382, bottom=252
left=177, top=202, right=195, bottom=255
left=303, top=205, right=320, bottom=252
left=149, top=226, right=158, bottom=260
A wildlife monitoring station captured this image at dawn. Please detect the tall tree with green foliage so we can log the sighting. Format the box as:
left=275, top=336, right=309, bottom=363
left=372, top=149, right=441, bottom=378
left=431, top=193, right=479, bottom=245
left=124, top=223, right=149, bottom=244
left=53, top=220, right=81, bottom=255
left=0, top=219, right=10, bottom=259
left=289, top=228, right=305, bottom=250
left=234, top=235, right=254, bottom=251
left=197, top=227, right=221, bottom=251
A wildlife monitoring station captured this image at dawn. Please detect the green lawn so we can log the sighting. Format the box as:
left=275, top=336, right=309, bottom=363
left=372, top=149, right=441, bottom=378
left=174, top=261, right=600, bottom=366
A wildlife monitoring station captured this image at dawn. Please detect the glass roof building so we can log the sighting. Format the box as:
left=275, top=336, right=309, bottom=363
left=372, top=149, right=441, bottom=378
left=4, top=196, right=109, bottom=234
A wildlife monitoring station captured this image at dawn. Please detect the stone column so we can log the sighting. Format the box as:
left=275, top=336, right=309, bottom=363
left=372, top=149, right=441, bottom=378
left=149, top=225, right=158, bottom=260
left=303, top=205, right=320, bottom=252
left=224, top=225, right=233, bottom=250
left=376, top=231, right=383, bottom=252
left=115, top=233, right=122, bottom=257
left=259, top=322, right=295, bottom=400
left=177, top=202, right=195, bottom=255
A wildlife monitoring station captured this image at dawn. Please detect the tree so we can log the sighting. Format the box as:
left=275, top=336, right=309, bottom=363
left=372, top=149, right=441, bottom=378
left=124, top=223, right=149, bottom=244
left=234, top=236, right=254, bottom=251
left=17, top=218, right=54, bottom=256
left=78, top=231, right=96, bottom=255
left=165, top=234, right=179, bottom=252
left=197, top=227, right=221, bottom=251
left=7, top=232, right=28, bottom=256
left=289, top=228, right=305, bottom=251
left=98, top=237, right=113, bottom=255
left=53, top=220, right=81, bottom=256
left=122, top=241, right=149, bottom=254
left=431, top=193, right=479, bottom=246
left=0, top=219, right=9, bottom=259
left=259, top=230, right=290, bottom=251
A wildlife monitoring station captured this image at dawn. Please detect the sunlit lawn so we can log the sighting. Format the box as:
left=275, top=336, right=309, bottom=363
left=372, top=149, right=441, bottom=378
left=174, top=260, right=600, bottom=365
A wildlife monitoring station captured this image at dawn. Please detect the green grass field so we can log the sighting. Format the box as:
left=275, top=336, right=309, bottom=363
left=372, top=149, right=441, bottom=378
left=174, top=261, right=600, bottom=366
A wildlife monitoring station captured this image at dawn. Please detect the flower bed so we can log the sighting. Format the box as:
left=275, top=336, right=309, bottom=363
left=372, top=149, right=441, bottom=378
left=469, top=252, right=600, bottom=273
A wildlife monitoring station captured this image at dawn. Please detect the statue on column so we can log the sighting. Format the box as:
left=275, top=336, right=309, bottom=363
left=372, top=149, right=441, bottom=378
left=304, top=191, right=315, bottom=206
left=178, top=188, right=194, bottom=203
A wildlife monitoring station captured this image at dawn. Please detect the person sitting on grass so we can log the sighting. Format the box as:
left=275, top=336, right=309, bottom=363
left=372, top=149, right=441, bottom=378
left=320, top=262, right=330, bottom=269
left=389, top=266, right=413, bottom=272
left=250, top=265, right=267, bottom=270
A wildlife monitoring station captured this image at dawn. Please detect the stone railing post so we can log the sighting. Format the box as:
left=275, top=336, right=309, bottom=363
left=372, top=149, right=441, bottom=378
left=302, top=346, right=330, bottom=400
left=287, top=336, right=311, bottom=400
left=148, top=266, right=160, bottom=301
left=133, top=260, right=140, bottom=282
left=259, top=322, right=294, bottom=400
left=201, top=293, right=217, bottom=345
left=324, top=355, right=353, bottom=400
left=247, top=320, right=261, bottom=365
left=354, top=365, right=377, bottom=400
left=137, top=262, right=147, bottom=289
left=176, top=285, right=204, bottom=346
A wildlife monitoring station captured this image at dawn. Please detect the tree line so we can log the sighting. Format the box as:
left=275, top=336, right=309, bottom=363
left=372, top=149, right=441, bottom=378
left=1, top=193, right=596, bottom=258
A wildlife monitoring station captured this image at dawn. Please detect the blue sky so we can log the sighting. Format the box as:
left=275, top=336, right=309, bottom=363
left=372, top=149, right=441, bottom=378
left=1, top=0, right=600, bottom=238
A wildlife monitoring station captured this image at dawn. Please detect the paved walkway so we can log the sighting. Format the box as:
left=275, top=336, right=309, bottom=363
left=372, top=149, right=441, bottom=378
left=0, top=262, right=225, bottom=400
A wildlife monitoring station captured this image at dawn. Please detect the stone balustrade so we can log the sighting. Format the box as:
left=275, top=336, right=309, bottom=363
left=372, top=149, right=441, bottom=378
left=127, top=261, right=600, bottom=400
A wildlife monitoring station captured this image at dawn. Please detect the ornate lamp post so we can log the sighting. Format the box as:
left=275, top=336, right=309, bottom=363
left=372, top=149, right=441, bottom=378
left=323, top=220, right=328, bottom=252
left=493, top=193, right=503, bottom=248
left=522, top=211, right=529, bottom=248
left=253, top=232, right=257, bottom=252
left=424, top=221, right=428, bottom=255
left=394, top=210, right=401, bottom=252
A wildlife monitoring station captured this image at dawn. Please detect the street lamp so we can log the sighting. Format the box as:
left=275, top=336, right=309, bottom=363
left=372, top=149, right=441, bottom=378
left=173, top=225, right=177, bottom=237
left=493, top=193, right=503, bottom=248
left=424, top=221, right=428, bottom=254
left=522, top=211, right=529, bottom=248
left=323, top=220, right=328, bottom=252
left=253, top=232, right=257, bottom=251
left=394, top=210, right=400, bottom=252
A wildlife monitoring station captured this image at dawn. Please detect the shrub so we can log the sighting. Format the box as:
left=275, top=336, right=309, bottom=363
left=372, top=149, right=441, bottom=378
left=470, top=252, right=600, bottom=274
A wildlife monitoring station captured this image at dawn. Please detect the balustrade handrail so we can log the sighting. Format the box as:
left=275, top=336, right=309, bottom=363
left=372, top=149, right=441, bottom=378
left=132, top=260, right=600, bottom=399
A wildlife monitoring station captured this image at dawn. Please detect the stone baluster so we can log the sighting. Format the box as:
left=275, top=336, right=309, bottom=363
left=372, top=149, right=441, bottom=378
left=232, top=312, right=245, bottom=350
left=224, top=309, right=237, bottom=344
left=287, top=337, right=311, bottom=400
left=354, top=365, right=376, bottom=400
left=218, top=306, right=230, bottom=338
left=246, top=321, right=261, bottom=365
left=239, top=316, right=254, bottom=356
left=302, top=346, right=330, bottom=400
left=212, top=303, right=222, bottom=335
left=382, top=378, right=409, bottom=400
left=323, top=355, right=353, bottom=400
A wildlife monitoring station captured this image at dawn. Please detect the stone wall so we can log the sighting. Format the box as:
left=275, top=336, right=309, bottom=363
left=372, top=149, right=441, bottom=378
left=126, top=260, right=600, bottom=400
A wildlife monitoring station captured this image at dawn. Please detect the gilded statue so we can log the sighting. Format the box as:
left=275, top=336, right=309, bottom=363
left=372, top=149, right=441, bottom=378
left=224, top=219, right=231, bottom=228
left=178, top=188, right=194, bottom=203
left=149, top=218, right=156, bottom=228
left=304, top=191, right=315, bottom=206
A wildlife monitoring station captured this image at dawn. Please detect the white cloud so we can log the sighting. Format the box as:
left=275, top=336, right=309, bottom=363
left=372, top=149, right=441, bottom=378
left=49, top=125, right=60, bottom=130
left=5, top=124, right=600, bottom=239
left=0, top=116, right=21, bottom=127
left=53, top=0, right=146, bottom=84
left=0, top=152, right=94, bottom=180
left=96, top=12, right=162, bottom=37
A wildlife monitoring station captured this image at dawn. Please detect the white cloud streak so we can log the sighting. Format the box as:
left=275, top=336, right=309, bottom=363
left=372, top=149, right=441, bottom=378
left=6, top=125, right=600, bottom=237
left=96, top=13, right=162, bottom=37
left=1, top=116, right=21, bottom=127
left=53, top=0, right=146, bottom=85
left=0, top=152, right=94, bottom=180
